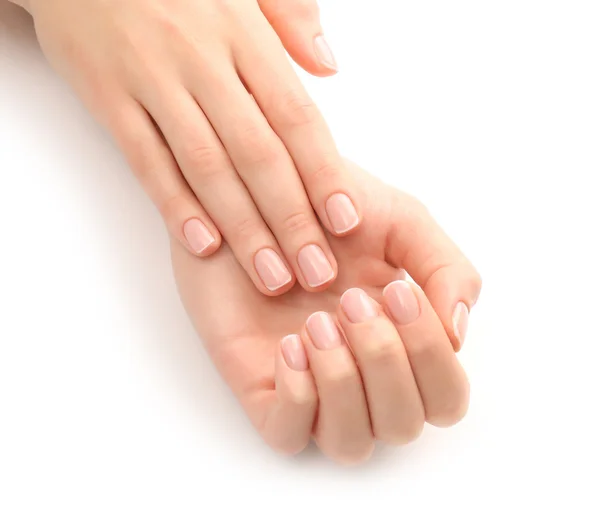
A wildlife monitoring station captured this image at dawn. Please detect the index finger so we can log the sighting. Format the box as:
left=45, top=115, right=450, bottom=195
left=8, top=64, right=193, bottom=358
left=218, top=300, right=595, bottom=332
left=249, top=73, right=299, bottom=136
left=384, top=193, right=483, bottom=351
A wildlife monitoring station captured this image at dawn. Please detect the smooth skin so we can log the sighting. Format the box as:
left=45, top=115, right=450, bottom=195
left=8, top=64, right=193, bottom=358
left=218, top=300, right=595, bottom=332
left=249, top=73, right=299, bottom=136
left=11, top=0, right=360, bottom=295
left=172, top=160, right=482, bottom=465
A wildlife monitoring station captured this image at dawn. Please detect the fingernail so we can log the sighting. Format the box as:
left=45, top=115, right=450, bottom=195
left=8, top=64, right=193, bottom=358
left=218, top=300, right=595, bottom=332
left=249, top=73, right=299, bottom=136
left=383, top=281, right=420, bottom=325
left=341, top=288, right=378, bottom=323
left=254, top=248, right=292, bottom=291
left=326, top=193, right=359, bottom=234
left=298, top=244, right=335, bottom=288
left=281, top=335, right=308, bottom=371
left=183, top=218, right=215, bottom=254
left=306, top=312, right=342, bottom=350
left=453, top=302, right=469, bottom=345
left=314, top=34, right=338, bottom=71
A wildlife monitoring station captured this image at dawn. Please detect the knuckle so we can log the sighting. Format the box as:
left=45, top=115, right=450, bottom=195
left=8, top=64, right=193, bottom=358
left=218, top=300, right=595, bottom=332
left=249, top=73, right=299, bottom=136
left=184, top=142, right=226, bottom=176
left=157, top=193, right=184, bottom=222
left=310, top=161, right=342, bottom=185
left=230, top=216, right=265, bottom=240
left=271, top=440, right=310, bottom=458
left=361, top=338, right=401, bottom=364
left=325, top=441, right=375, bottom=466
left=409, top=337, right=440, bottom=363
left=280, top=210, right=314, bottom=235
left=276, top=89, right=320, bottom=128
left=376, top=416, right=425, bottom=446
left=322, top=364, right=359, bottom=388
left=237, top=123, right=283, bottom=169
left=283, top=384, right=318, bottom=409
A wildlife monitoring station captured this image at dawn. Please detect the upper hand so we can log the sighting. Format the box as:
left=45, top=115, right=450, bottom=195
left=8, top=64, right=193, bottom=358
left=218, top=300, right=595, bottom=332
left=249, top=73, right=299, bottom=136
left=30, top=0, right=360, bottom=295
left=172, top=159, right=483, bottom=464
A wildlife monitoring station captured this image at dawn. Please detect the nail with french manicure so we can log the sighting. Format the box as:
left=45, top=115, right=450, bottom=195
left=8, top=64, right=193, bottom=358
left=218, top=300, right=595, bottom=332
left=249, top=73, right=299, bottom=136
left=341, top=288, right=378, bottom=323
left=383, top=280, right=421, bottom=325
left=281, top=335, right=308, bottom=372
left=254, top=248, right=292, bottom=291
left=183, top=218, right=215, bottom=255
left=314, top=34, right=338, bottom=71
left=298, top=244, right=335, bottom=288
left=307, top=312, right=342, bottom=350
left=326, top=193, right=359, bottom=234
left=453, top=302, right=469, bottom=345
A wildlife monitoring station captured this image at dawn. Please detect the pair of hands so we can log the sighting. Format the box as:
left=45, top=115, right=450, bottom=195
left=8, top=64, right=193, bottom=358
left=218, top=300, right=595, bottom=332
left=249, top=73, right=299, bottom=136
left=24, top=0, right=359, bottom=295
left=172, top=160, right=482, bottom=464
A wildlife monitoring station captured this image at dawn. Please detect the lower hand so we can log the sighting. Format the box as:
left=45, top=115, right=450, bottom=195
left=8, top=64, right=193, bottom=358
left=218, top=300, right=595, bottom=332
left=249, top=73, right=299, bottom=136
left=172, top=159, right=482, bottom=464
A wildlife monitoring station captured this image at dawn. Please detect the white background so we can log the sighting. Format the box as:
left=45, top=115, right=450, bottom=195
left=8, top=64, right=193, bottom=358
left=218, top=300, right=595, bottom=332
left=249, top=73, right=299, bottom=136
left=1, top=1, right=599, bottom=516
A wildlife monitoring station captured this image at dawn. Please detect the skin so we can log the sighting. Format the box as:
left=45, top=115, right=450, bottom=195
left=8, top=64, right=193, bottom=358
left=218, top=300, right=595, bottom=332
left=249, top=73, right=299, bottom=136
left=172, top=160, right=482, bottom=465
left=12, top=0, right=359, bottom=295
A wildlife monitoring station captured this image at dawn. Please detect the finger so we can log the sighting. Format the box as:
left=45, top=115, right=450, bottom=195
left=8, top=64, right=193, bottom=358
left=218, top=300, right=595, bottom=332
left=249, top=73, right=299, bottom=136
left=383, top=281, right=470, bottom=427
left=135, top=85, right=297, bottom=296
left=338, top=289, right=425, bottom=445
left=257, top=0, right=338, bottom=76
left=107, top=100, right=222, bottom=257
left=184, top=67, right=338, bottom=291
left=259, top=335, right=317, bottom=455
left=233, top=12, right=362, bottom=238
left=301, top=312, right=374, bottom=465
left=385, top=195, right=483, bottom=351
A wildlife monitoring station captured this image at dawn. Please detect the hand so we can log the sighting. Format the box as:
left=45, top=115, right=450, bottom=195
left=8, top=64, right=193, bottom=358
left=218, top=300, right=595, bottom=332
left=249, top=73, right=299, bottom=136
left=28, top=0, right=360, bottom=295
left=172, top=160, right=482, bottom=464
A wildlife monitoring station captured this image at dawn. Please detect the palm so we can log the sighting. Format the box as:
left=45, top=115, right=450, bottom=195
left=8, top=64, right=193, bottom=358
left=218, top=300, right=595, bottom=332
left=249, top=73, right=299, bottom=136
left=171, top=160, right=470, bottom=435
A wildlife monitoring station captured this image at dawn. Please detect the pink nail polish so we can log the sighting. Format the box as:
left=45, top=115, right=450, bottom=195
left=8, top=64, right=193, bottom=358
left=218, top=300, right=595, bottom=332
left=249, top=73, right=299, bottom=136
left=281, top=335, right=308, bottom=372
left=183, top=219, right=215, bottom=254
left=297, top=245, right=335, bottom=288
left=341, top=288, right=378, bottom=323
left=453, top=302, right=469, bottom=345
left=326, top=193, right=360, bottom=234
left=383, top=281, right=421, bottom=325
left=314, top=34, right=338, bottom=71
left=306, top=312, right=342, bottom=350
left=254, top=248, right=292, bottom=291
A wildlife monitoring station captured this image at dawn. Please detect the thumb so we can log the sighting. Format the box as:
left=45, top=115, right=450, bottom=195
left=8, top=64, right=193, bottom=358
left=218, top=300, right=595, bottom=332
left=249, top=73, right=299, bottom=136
left=258, top=0, right=338, bottom=76
left=385, top=197, right=483, bottom=352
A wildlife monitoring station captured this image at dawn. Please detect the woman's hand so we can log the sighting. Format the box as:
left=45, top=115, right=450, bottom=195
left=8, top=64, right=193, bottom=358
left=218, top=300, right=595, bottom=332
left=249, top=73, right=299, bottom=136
left=172, top=160, right=482, bottom=465
left=26, top=0, right=360, bottom=295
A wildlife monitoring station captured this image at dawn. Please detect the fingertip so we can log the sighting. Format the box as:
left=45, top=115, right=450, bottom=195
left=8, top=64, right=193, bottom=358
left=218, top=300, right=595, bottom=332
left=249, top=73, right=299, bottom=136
left=182, top=217, right=221, bottom=257
left=296, top=243, right=338, bottom=293
left=325, top=192, right=361, bottom=237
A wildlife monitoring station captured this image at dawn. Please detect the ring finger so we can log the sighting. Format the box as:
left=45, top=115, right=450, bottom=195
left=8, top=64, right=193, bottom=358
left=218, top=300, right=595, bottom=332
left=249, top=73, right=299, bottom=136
left=338, top=288, right=425, bottom=444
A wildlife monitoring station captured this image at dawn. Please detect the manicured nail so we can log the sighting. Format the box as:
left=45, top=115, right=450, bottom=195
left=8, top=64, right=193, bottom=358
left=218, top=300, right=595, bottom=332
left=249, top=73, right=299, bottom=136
left=307, top=312, right=342, bottom=350
left=183, top=218, right=215, bottom=254
left=341, top=288, right=378, bottom=323
left=314, top=34, right=338, bottom=71
left=254, top=248, right=292, bottom=291
left=383, top=281, right=420, bottom=325
left=453, top=302, right=469, bottom=345
left=326, top=193, right=359, bottom=234
left=298, top=244, right=335, bottom=288
left=281, top=335, right=308, bottom=372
